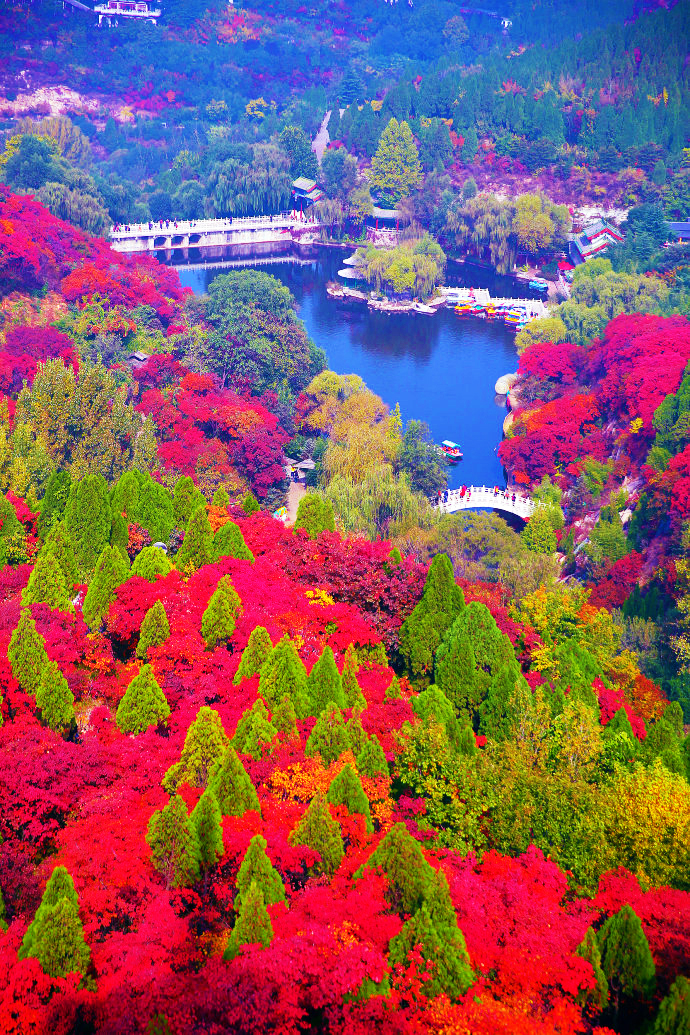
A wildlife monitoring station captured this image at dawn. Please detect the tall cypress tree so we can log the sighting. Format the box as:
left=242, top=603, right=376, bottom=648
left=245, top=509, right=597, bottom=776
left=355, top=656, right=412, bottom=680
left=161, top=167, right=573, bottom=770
left=412, top=685, right=463, bottom=752
left=42, top=521, right=78, bottom=590
left=201, top=576, right=241, bottom=650
left=137, top=474, right=174, bottom=544
left=22, top=553, right=72, bottom=612
left=289, top=792, right=344, bottom=877
left=116, top=664, right=170, bottom=735
left=434, top=623, right=478, bottom=716
left=208, top=745, right=261, bottom=817
left=82, top=544, right=130, bottom=628
left=478, top=661, right=530, bottom=742
left=370, top=117, right=421, bottom=201
left=63, top=473, right=112, bottom=579
left=163, top=706, right=229, bottom=793
left=19, top=866, right=80, bottom=961
left=233, top=626, right=273, bottom=684
left=176, top=503, right=214, bottom=572
left=294, top=495, right=335, bottom=538
left=147, top=794, right=201, bottom=888
left=576, top=926, right=609, bottom=1011
left=110, top=470, right=141, bottom=526
left=130, top=545, right=173, bottom=582
left=398, top=554, right=465, bottom=684
left=213, top=520, right=254, bottom=562
left=326, top=763, right=373, bottom=832
left=388, top=902, right=474, bottom=999
left=224, top=881, right=273, bottom=960
left=273, top=694, right=298, bottom=740
left=137, top=600, right=170, bottom=660
left=8, top=609, right=48, bottom=694
left=259, top=634, right=309, bottom=717
left=597, top=905, right=656, bottom=1012
left=37, top=469, right=71, bottom=539
left=232, top=700, right=277, bottom=760
left=36, top=660, right=75, bottom=733
left=173, top=475, right=205, bottom=529
left=654, top=975, right=690, bottom=1034
left=357, top=823, right=436, bottom=914
left=234, top=834, right=285, bottom=910
left=305, top=703, right=351, bottom=765
left=32, top=897, right=91, bottom=980
left=342, top=644, right=366, bottom=709
left=190, top=787, right=224, bottom=871
left=357, top=734, right=389, bottom=778
left=307, top=645, right=346, bottom=714
left=212, top=486, right=230, bottom=508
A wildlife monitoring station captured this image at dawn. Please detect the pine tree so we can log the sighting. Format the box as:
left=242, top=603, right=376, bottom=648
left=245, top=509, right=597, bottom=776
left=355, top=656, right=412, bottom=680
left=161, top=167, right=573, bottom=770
left=63, top=473, right=112, bottom=579
left=342, top=644, right=366, bottom=709
left=37, top=469, right=71, bottom=539
left=289, top=792, right=344, bottom=876
left=385, top=675, right=402, bottom=700
left=241, top=492, right=260, bottom=515
left=190, top=787, right=224, bottom=871
left=137, top=600, right=170, bottom=659
left=138, top=474, right=174, bottom=544
left=478, top=661, right=529, bottom=741
left=173, top=475, right=204, bottom=528
left=146, top=794, right=201, bottom=888
left=82, top=544, right=130, bottom=628
left=232, top=700, right=277, bottom=761
left=576, top=926, right=609, bottom=1011
left=357, top=734, right=389, bottom=778
left=22, top=552, right=72, bottom=612
left=327, top=763, right=373, bottom=832
left=259, top=634, right=309, bottom=717
left=36, top=660, right=75, bottom=733
left=294, top=494, right=335, bottom=538
left=42, top=521, right=77, bottom=590
left=273, top=694, right=298, bottom=739
left=370, top=117, right=421, bottom=201
left=358, top=823, right=435, bottom=914
left=19, top=866, right=79, bottom=961
left=116, top=663, right=170, bottom=735
left=347, top=713, right=369, bottom=756
left=212, top=486, right=230, bottom=508
left=8, top=609, right=48, bottom=694
left=305, top=703, right=351, bottom=765
left=201, top=576, right=242, bottom=650
left=398, top=554, right=465, bottom=683
left=521, top=507, right=558, bottom=554
left=413, top=686, right=463, bottom=752
left=233, top=626, right=273, bottom=684
left=654, top=975, right=690, bottom=1035
left=603, top=707, right=639, bottom=765
left=388, top=902, right=474, bottom=999
left=224, top=880, right=273, bottom=960
left=32, top=897, right=91, bottom=980
left=130, top=545, right=173, bottom=582
left=434, top=624, right=478, bottom=717
left=208, top=745, right=261, bottom=817
left=213, top=520, right=254, bottom=562
left=307, top=645, right=346, bottom=714
left=111, top=470, right=141, bottom=525
left=234, top=834, right=285, bottom=910
left=597, top=905, right=656, bottom=1010
left=163, top=706, right=229, bottom=793
left=176, top=503, right=214, bottom=573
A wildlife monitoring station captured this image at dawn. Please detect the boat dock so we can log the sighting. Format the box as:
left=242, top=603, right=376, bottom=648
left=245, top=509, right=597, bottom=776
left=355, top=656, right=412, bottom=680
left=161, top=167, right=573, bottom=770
left=441, top=287, right=548, bottom=326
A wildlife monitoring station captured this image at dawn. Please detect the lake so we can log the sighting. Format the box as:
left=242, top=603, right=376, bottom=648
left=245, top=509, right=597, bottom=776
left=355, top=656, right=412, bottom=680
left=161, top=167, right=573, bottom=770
left=178, top=249, right=524, bottom=491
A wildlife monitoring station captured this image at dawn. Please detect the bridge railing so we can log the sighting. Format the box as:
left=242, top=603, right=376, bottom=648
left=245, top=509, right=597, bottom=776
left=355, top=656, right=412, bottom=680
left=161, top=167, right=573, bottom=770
left=432, top=485, right=536, bottom=518
left=109, top=213, right=320, bottom=239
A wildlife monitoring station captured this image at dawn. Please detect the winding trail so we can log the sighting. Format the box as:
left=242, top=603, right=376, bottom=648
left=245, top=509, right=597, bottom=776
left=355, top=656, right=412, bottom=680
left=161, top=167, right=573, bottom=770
left=312, top=111, right=331, bottom=164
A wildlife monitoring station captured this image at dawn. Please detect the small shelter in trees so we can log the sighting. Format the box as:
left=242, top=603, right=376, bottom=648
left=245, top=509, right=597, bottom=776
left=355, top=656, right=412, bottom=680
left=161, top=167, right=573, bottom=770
left=94, top=0, right=161, bottom=24
left=127, top=351, right=150, bottom=370
left=568, top=218, right=624, bottom=265
left=366, top=206, right=400, bottom=245
left=291, top=178, right=324, bottom=217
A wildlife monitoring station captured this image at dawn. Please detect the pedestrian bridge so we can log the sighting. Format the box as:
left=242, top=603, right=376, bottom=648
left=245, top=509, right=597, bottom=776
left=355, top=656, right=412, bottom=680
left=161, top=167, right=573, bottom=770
left=434, top=485, right=536, bottom=521
left=109, top=214, right=322, bottom=255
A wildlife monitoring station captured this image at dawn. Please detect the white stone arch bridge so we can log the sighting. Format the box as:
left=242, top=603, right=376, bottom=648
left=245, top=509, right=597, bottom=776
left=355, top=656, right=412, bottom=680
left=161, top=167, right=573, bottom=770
left=433, top=485, right=536, bottom=521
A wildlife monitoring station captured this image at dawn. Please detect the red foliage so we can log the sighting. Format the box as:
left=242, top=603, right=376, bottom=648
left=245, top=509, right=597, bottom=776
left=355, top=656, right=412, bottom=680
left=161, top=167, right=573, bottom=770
left=588, top=550, right=643, bottom=609
left=594, top=678, right=647, bottom=740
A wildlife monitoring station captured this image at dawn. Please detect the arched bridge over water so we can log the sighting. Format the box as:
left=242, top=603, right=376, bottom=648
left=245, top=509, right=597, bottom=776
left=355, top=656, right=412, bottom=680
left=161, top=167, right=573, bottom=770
left=434, top=485, right=535, bottom=521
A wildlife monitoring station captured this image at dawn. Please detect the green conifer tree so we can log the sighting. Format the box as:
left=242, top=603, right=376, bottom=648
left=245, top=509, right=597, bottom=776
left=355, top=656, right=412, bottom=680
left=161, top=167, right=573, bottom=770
left=190, top=787, right=224, bottom=871
left=63, top=473, right=112, bottom=579
left=176, top=503, right=214, bottom=573
left=8, top=608, right=48, bottom=694
left=212, top=486, right=230, bottom=508
left=173, top=475, right=204, bottom=529
left=576, top=926, right=609, bottom=1011
left=22, top=552, right=72, bottom=612
left=233, top=626, right=273, bottom=684
left=32, top=897, right=91, bottom=980
left=603, top=706, right=639, bottom=766
left=654, top=975, right=690, bottom=1035
left=434, top=625, right=478, bottom=716
left=357, top=823, right=435, bottom=913
left=342, top=644, right=366, bottom=709
left=208, top=745, right=261, bottom=817
left=294, top=494, right=335, bottom=538
left=478, top=661, right=530, bottom=741
left=307, top=645, right=346, bottom=714
left=163, top=706, right=229, bottom=793
left=213, top=520, right=254, bottom=562
left=326, top=763, right=373, bottom=832
left=234, top=834, right=286, bottom=910
left=138, top=475, right=174, bottom=544
left=111, top=470, right=141, bottom=525
left=116, top=663, right=170, bottom=735
left=273, top=694, right=298, bottom=739
left=232, top=700, right=277, bottom=761
left=597, top=904, right=656, bottom=1012
left=347, top=713, right=369, bottom=756
left=109, top=510, right=129, bottom=562
left=305, top=703, right=351, bottom=765
left=357, top=734, right=389, bottom=778
left=370, top=117, right=422, bottom=201
left=224, top=880, right=273, bottom=960
left=19, top=866, right=80, bottom=961
left=388, top=902, right=474, bottom=999
left=289, top=792, right=344, bottom=876
left=241, top=491, right=260, bottom=515
left=398, top=554, right=465, bottom=683
left=36, top=660, right=75, bottom=733
left=0, top=885, right=7, bottom=932
left=130, top=545, right=173, bottom=582
left=201, top=576, right=242, bottom=650
left=42, top=521, right=77, bottom=590
left=137, top=600, right=171, bottom=659
left=37, top=469, right=71, bottom=539
left=259, top=634, right=309, bottom=717
left=521, top=507, right=558, bottom=553
left=413, top=685, right=463, bottom=752
left=82, top=544, right=130, bottom=628
left=146, top=794, right=201, bottom=888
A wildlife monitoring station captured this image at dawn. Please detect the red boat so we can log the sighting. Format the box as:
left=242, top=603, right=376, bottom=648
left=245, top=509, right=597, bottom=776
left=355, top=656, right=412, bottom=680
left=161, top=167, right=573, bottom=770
left=439, top=440, right=463, bottom=462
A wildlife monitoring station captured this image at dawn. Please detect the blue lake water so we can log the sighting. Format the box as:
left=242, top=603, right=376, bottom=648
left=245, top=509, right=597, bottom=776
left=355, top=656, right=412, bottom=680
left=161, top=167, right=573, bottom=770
left=179, top=250, right=522, bottom=490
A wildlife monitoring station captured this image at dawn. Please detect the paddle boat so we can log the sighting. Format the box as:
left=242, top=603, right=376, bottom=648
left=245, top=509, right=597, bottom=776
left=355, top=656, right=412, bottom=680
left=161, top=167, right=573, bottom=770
left=529, top=277, right=548, bottom=291
left=439, top=440, right=463, bottom=462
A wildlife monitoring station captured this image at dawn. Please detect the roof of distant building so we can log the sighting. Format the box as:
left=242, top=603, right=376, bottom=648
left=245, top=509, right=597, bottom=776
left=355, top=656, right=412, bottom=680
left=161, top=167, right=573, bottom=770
left=371, top=205, right=399, bottom=220
left=668, top=221, right=690, bottom=239
left=569, top=218, right=624, bottom=263
left=292, top=177, right=317, bottom=192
